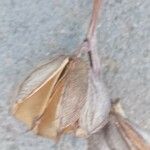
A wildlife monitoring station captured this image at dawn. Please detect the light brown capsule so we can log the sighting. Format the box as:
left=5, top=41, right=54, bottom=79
left=12, top=55, right=89, bottom=139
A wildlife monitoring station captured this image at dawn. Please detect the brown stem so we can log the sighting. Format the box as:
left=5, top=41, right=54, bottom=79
left=86, top=0, right=102, bottom=42
left=85, top=0, right=102, bottom=74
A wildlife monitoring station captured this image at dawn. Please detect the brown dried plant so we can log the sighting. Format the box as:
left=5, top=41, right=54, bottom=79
left=12, top=0, right=150, bottom=149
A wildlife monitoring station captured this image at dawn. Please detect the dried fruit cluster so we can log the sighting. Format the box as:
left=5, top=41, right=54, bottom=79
left=12, top=49, right=111, bottom=139
left=12, top=0, right=150, bottom=149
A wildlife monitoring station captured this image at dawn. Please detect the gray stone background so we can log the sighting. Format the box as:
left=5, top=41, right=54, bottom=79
left=0, top=0, right=150, bottom=149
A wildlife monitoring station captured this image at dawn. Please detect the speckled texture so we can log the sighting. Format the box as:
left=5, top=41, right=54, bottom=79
left=0, top=0, right=149, bottom=149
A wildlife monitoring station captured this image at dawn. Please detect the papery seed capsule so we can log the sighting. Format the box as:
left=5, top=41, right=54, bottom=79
left=12, top=55, right=90, bottom=139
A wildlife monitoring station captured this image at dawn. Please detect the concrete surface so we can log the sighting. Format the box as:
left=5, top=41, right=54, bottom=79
left=0, top=0, right=150, bottom=149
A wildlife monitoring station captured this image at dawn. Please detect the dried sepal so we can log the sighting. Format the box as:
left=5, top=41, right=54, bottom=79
left=12, top=56, right=69, bottom=127
left=77, top=70, right=111, bottom=137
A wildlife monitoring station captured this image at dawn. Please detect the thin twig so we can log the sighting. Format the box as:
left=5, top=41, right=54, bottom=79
left=86, top=0, right=102, bottom=75
left=86, top=0, right=102, bottom=43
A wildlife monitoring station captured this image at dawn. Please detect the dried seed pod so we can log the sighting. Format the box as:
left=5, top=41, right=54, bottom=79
left=77, top=71, right=111, bottom=137
left=12, top=54, right=90, bottom=139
